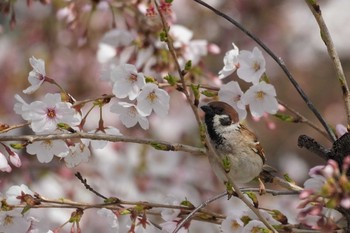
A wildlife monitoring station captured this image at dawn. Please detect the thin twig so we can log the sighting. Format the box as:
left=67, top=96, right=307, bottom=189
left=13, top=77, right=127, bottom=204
left=154, top=0, right=202, bottom=126
left=193, top=0, right=336, bottom=142
left=0, top=132, right=206, bottom=155
left=173, top=192, right=227, bottom=233
left=304, top=0, right=350, bottom=127
left=278, top=99, right=329, bottom=139
left=75, top=172, right=108, bottom=200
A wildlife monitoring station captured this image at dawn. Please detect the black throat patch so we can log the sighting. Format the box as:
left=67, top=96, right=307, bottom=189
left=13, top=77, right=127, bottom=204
left=204, top=115, right=225, bottom=147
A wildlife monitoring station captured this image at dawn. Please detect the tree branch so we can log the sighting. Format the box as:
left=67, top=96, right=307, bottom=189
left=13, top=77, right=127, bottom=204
left=304, top=0, right=350, bottom=126
left=0, top=132, right=206, bottom=155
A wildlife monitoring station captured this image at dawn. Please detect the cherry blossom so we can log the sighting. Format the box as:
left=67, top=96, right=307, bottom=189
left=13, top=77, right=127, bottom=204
left=241, top=81, right=279, bottom=118
left=218, top=81, right=247, bottom=120
left=19, top=93, right=80, bottom=133
left=0, top=209, right=32, bottom=233
left=64, top=143, right=91, bottom=168
left=161, top=196, right=181, bottom=221
left=243, top=220, right=267, bottom=233
left=237, top=47, right=266, bottom=84
left=110, top=102, right=149, bottom=130
left=0, top=152, right=11, bottom=172
left=221, top=212, right=244, bottom=233
left=160, top=220, right=188, bottom=233
left=23, top=56, right=47, bottom=94
left=89, top=126, right=122, bottom=149
left=97, top=29, right=134, bottom=81
left=5, top=184, right=34, bottom=205
left=218, top=43, right=239, bottom=79
left=137, top=83, right=170, bottom=117
left=8, top=151, right=21, bottom=168
left=13, top=94, right=31, bottom=121
left=26, top=138, right=69, bottom=163
left=96, top=208, right=119, bottom=233
left=111, top=64, right=146, bottom=100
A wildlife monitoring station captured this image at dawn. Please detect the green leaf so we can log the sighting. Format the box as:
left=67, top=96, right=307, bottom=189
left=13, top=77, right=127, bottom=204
left=104, top=197, right=121, bottom=204
left=160, top=30, right=168, bottom=42
left=21, top=205, right=31, bottom=215
left=180, top=198, right=194, bottom=208
left=190, top=84, right=200, bottom=103
left=145, top=76, right=156, bottom=83
left=184, top=60, right=192, bottom=72
left=165, top=0, right=173, bottom=3
left=201, top=90, right=217, bottom=97
left=120, top=209, right=131, bottom=215
left=283, top=173, right=295, bottom=184
left=164, top=74, right=177, bottom=86
left=10, top=143, right=24, bottom=150
left=274, top=113, right=295, bottom=122
left=245, top=191, right=259, bottom=208
left=150, top=142, right=172, bottom=151
left=222, top=155, right=231, bottom=173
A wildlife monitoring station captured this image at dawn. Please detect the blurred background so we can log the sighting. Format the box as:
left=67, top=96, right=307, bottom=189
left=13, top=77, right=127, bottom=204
left=0, top=0, right=349, bottom=232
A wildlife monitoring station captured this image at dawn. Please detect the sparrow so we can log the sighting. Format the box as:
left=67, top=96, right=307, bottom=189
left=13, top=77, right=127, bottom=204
left=201, top=101, right=266, bottom=189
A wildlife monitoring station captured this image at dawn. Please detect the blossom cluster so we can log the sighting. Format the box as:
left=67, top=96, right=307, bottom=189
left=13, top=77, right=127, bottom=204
left=218, top=44, right=279, bottom=120
left=298, top=157, right=350, bottom=231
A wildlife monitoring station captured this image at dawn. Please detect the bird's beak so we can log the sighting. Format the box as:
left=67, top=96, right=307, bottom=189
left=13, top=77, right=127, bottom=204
left=200, top=105, right=212, bottom=114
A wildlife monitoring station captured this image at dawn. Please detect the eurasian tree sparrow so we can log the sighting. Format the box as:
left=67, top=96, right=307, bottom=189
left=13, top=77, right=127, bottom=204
left=201, top=101, right=266, bottom=187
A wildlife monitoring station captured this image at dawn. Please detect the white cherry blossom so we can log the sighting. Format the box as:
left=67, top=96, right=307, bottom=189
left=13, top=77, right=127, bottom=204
left=137, top=83, right=170, bottom=117
left=218, top=43, right=239, bottom=79
left=110, top=102, right=149, bottom=130
left=237, top=47, right=266, bottom=84
left=6, top=184, right=34, bottom=205
left=96, top=208, right=119, bottom=233
left=218, top=81, right=247, bottom=120
left=111, top=64, right=146, bottom=100
left=14, top=94, right=31, bottom=121
left=241, top=81, right=278, bottom=118
left=221, top=212, right=244, bottom=233
left=0, top=209, right=32, bottom=233
left=89, top=126, right=122, bottom=149
left=64, top=143, right=91, bottom=168
left=23, top=56, right=46, bottom=94
left=23, top=93, right=80, bottom=133
left=0, top=152, right=11, bottom=172
left=26, top=139, right=69, bottom=163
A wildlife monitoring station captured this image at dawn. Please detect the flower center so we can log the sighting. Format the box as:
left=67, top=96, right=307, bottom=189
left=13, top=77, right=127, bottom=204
left=255, top=91, right=265, bottom=100
left=231, top=220, right=241, bottom=230
left=128, top=107, right=137, bottom=117
left=147, top=91, right=157, bottom=103
left=46, top=108, right=56, bottom=119
left=253, top=62, right=260, bottom=72
left=233, top=94, right=241, bottom=103
left=128, top=74, right=138, bottom=83
left=4, top=215, right=13, bottom=226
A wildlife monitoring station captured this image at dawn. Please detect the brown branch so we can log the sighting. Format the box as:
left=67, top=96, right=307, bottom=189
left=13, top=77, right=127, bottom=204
left=278, top=99, right=329, bottom=139
left=0, top=132, right=206, bottom=155
left=305, top=0, right=350, bottom=126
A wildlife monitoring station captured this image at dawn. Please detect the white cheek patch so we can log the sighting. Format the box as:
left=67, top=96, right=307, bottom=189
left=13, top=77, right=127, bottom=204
left=213, top=115, right=240, bottom=134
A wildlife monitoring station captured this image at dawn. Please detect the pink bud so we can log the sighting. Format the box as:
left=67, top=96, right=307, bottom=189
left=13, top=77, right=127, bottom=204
left=342, top=155, right=350, bottom=172
left=207, top=43, right=220, bottom=54
left=0, top=153, right=11, bottom=172
left=341, top=197, right=350, bottom=209
left=299, top=189, right=314, bottom=199
left=336, top=124, right=348, bottom=137
left=9, top=151, right=21, bottom=168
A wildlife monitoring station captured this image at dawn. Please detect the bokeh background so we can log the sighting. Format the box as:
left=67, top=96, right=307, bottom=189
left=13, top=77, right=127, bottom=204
left=0, top=0, right=349, bottom=232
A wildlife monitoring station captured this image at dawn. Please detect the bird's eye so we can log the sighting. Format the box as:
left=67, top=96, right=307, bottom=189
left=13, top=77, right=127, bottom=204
left=219, top=115, right=231, bottom=126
